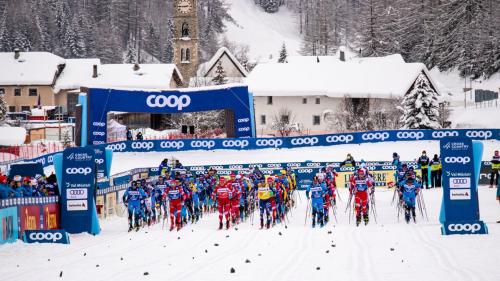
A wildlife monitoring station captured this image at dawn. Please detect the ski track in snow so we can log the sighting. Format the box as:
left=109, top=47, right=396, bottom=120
left=1, top=189, right=500, bottom=281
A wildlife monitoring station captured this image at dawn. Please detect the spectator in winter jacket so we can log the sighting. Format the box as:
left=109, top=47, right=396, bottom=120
left=490, top=150, right=499, bottom=188
left=136, top=132, right=144, bottom=140
left=126, top=129, right=133, bottom=141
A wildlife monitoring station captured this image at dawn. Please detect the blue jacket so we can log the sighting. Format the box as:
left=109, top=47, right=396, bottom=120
left=123, top=187, right=146, bottom=207
left=306, top=183, right=327, bottom=204
left=400, top=182, right=421, bottom=207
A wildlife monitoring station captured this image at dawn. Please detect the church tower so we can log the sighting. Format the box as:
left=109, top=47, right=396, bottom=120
left=173, top=0, right=199, bottom=86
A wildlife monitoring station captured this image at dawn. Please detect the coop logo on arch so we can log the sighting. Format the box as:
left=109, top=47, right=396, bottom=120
left=396, top=131, right=424, bottom=140
left=146, top=94, right=191, bottom=110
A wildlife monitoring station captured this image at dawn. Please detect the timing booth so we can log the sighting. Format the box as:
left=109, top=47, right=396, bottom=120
left=75, top=85, right=256, bottom=146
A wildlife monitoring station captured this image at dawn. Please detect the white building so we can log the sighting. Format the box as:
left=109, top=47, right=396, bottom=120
left=190, top=47, right=248, bottom=86
left=247, top=51, right=441, bottom=136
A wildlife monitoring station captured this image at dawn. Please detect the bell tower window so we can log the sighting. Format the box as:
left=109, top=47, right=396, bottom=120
left=185, top=48, right=190, bottom=61
left=181, top=48, right=185, bottom=62
left=182, top=22, right=189, bottom=37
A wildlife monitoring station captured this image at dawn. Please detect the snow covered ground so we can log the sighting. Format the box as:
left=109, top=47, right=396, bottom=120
left=1, top=187, right=499, bottom=281
left=225, top=0, right=301, bottom=61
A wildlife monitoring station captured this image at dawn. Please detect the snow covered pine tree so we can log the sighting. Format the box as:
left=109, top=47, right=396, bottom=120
left=0, top=90, right=7, bottom=123
left=278, top=42, right=288, bottom=63
left=212, top=61, right=228, bottom=85
left=401, top=73, right=441, bottom=129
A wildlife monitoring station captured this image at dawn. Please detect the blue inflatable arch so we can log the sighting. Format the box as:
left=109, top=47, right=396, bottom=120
left=79, top=85, right=256, bottom=146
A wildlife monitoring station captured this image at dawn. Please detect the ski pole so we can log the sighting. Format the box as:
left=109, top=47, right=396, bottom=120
left=336, top=188, right=342, bottom=203
left=345, top=193, right=353, bottom=213
left=304, top=198, right=310, bottom=226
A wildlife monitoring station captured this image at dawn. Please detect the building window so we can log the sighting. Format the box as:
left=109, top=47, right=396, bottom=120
left=315, top=97, right=321, bottom=104
left=302, top=98, right=307, bottom=104
left=181, top=48, right=185, bottom=62
left=260, top=115, right=266, bottom=125
left=182, top=22, right=189, bottom=37
left=14, top=88, right=21, bottom=96
left=313, top=115, right=321, bottom=125
left=186, top=48, right=190, bottom=61
left=281, top=115, right=289, bottom=124
left=267, top=96, right=273, bottom=105
left=9, top=106, right=16, bottom=112
left=21, top=106, right=30, bottom=112
left=0, top=88, right=5, bottom=95
left=29, top=88, right=37, bottom=96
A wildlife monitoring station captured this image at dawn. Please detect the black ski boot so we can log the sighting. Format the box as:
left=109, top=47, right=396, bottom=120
left=128, top=225, right=133, bottom=232
left=226, top=220, right=230, bottom=230
left=356, top=215, right=361, bottom=227
left=219, top=221, right=223, bottom=230
left=363, top=214, right=369, bottom=225
left=260, top=218, right=264, bottom=229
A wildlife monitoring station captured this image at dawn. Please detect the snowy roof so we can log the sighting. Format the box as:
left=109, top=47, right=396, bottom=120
left=197, top=47, right=248, bottom=77
left=247, top=54, right=439, bottom=99
left=80, top=64, right=183, bottom=90
left=54, top=58, right=101, bottom=92
left=0, top=52, right=65, bottom=86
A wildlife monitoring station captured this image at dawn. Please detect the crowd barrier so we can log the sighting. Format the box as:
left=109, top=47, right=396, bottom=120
left=0, top=196, right=59, bottom=244
left=11, top=129, right=500, bottom=169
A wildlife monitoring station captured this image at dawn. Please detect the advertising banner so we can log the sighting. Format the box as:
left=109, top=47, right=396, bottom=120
left=0, top=207, right=18, bottom=244
left=20, top=205, right=40, bottom=234
left=105, top=192, right=117, bottom=217
left=439, top=138, right=488, bottom=235
left=23, top=229, right=70, bottom=244
left=96, top=195, right=104, bottom=219
left=60, top=147, right=99, bottom=234
left=42, top=203, right=59, bottom=230
left=88, top=145, right=107, bottom=178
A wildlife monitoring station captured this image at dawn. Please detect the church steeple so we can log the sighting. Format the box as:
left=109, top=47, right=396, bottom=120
left=173, top=0, right=199, bottom=86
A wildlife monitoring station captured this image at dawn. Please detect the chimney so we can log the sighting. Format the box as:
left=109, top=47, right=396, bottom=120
left=14, top=48, right=20, bottom=60
left=339, top=46, right=345, bottom=62
left=133, top=63, right=140, bottom=71
left=92, top=65, right=98, bottom=78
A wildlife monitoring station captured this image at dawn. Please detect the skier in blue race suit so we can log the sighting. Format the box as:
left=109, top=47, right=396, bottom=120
left=398, top=175, right=421, bottom=223
left=306, top=175, right=327, bottom=228
left=123, top=181, right=147, bottom=231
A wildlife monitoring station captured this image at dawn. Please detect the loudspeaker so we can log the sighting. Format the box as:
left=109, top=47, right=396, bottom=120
left=189, top=126, right=195, bottom=135
left=181, top=125, right=188, bottom=134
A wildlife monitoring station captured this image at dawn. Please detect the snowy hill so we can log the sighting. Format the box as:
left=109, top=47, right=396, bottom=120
left=224, top=0, right=301, bottom=61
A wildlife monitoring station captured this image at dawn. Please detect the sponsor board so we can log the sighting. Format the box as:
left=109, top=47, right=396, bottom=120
left=67, top=188, right=88, bottom=200
left=449, top=177, right=471, bottom=189
left=0, top=207, right=18, bottom=244
left=67, top=200, right=88, bottom=211
left=450, top=189, right=471, bottom=200
left=442, top=221, right=488, bottom=235
left=23, top=229, right=70, bottom=244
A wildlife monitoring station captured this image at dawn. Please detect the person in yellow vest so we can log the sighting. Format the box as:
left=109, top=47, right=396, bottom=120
left=490, top=150, right=500, bottom=188
left=257, top=179, right=273, bottom=229
left=430, top=154, right=441, bottom=188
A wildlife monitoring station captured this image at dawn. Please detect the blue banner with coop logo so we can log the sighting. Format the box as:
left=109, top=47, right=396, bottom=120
left=439, top=138, right=487, bottom=235
left=23, top=229, right=70, bottom=244
left=57, top=147, right=100, bottom=234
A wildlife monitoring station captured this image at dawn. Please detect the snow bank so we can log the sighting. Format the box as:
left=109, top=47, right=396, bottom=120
left=0, top=127, right=26, bottom=146
left=224, top=0, right=301, bottom=61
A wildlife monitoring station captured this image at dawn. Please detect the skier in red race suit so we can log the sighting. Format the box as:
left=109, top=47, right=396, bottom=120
left=350, top=169, right=374, bottom=226
left=212, top=177, right=234, bottom=229
left=230, top=176, right=243, bottom=224
left=164, top=180, right=185, bottom=231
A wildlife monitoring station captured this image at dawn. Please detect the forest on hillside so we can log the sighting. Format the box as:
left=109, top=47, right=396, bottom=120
left=0, top=0, right=498, bottom=79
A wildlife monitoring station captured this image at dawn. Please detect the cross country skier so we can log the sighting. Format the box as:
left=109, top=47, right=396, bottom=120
left=123, top=181, right=147, bottom=232
left=257, top=179, right=273, bottom=229
left=490, top=150, right=499, bottom=188
left=340, top=153, right=356, bottom=168
left=306, top=175, right=327, bottom=228
left=158, top=158, right=170, bottom=176
left=213, top=177, right=233, bottom=229
left=350, top=169, right=374, bottom=226
left=398, top=174, right=421, bottom=223
left=154, top=176, right=168, bottom=222
left=231, top=179, right=242, bottom=224
left=164, top=180, right=185, bottom=231
left=325, top=165, right=338, bottom=206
